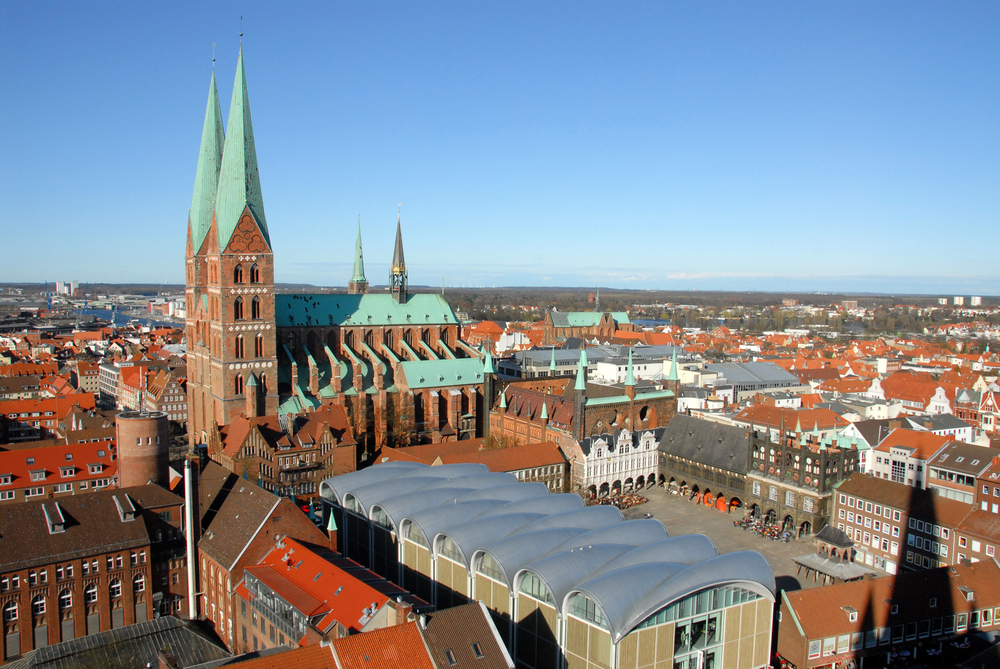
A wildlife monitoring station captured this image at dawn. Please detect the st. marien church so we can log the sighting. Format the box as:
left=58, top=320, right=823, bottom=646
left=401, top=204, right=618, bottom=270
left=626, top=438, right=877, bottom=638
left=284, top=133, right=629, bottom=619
left=185, top=49, right=495, bottom=461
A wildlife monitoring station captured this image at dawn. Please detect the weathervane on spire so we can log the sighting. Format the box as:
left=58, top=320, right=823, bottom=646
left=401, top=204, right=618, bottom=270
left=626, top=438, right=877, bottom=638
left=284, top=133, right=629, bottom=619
left=240, top=16, right=244, bottom=41
left=212, top=42, right=216, bottom=68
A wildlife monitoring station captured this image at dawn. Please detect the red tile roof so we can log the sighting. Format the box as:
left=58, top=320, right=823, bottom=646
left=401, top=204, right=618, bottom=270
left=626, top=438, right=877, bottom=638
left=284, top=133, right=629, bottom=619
left=0, top=441, right=116, bottom=489
left=332, top=621, right=433, bottom=669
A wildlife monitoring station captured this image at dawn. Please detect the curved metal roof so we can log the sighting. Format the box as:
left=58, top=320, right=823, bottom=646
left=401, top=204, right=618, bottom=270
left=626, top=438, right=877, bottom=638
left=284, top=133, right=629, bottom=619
left=370, top=472, right=515, bottom=530
left=402, top=501, right=505, bottom=551
left=518, top=505, right=624, bottom=534
left=344, top=475, right=457, bottom=516
left=476, top=493, right=583, bottom=523
left=435, top=512, right=551, bottom=568
left=554, top=518, right=668, bottom=553
left=320, top=461, right=424, bottom=503
left=571, top=550, right=777, bottom=642
left=588, top=535, right=718, bottom=581
left=436, top=495, right=585, bottom=568
left=455, top=479, right=544, bottom=504
left=474, top=528, right=590, bottom=588
left=516, top=544, right=637, bottom=607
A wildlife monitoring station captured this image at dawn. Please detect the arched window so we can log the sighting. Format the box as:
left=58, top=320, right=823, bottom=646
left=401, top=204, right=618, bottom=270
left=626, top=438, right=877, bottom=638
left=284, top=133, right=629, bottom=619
left=250, top=264, right=260, bottom=284
left=251, top=296, right=261, bottom=319
left=364, top=330, right=374, bottom=348
left=84, top=584, right=98, bottom=604
left=234, top=264, right=244, bottom=284
left=403, top=329, right=413, bottom=347
left=109, top=580, right=122, bottom=599
left=235, top=335, right=245, bottom=359
left=255, top=333, right=264, bottom=358
left=234, top=297, right=244, bottom=320
left=441, top=329, right=450, bottom=347
left=259, top=373, right=267, bottom=395
left=235, top=374, right=244, bottom=396
left=31, top=595, right=45, bottom=616
left=3, top=601, right=17, bottom=622
left=384, top=330, right=394, bottom=352
left=133, top=575, right=145, bottom=594
left=59, top=590, right=72, bottom=610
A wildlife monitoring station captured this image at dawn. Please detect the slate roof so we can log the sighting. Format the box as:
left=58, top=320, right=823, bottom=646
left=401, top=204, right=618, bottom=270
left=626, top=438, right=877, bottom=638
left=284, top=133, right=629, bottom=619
left=834, top=473, right=971, bottom=527
left=0, top=489, right=151, bottom=572
left=199, top=479, right=280, bottom=572
left=658, top=415, right=749, bottom=472
left=3, top=616, right=230, bottom=669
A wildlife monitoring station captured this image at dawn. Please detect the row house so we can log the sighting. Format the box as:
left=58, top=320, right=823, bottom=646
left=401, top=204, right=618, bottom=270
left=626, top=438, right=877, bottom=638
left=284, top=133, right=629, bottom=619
left=0, top=394, right=96, bottom=443
left=925, top=440, right=996, bottom=504
left=832, top=474, right=970, bottom=575
left=778, top=560, right=1000, bottom=669
left=576, top=428, right=662, bottom=498
left=143, top=367, right=188, bottom=426
left=745, top=429, right=860, bottom=538
left=0, top=442, right=116, bottom=505
left=868, top=428, right=952, bottom=488
left=209, top=405, right=356, bottom=500
left=0, top=376, right=42, bottom=400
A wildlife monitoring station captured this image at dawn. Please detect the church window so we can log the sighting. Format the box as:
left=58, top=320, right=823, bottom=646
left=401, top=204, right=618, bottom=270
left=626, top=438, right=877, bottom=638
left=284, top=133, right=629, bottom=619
left=234, top=264, right=244, bottom=283
left=250, top=264, right=260, bottom=283
left=260, top=373, right=267, bottom=395
left=235, top=335, right=245, bottom=359
left=384, top=330, right=394, bottom=351
left=251, top=296, right=261, bottom=319
left=234, top=297, right=244, bottom=320
left=441, top=329, right=450, bottom=347
left=403, top=329, right=413, bottom=347
left=235, top=375, right=244, bottom=396
left=255, top=334, right=264, bottom=357
left=364, top=330, right=374, bottom=348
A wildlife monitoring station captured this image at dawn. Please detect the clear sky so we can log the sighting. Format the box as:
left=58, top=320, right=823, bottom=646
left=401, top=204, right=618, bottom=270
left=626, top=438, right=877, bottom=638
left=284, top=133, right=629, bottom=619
left=1, top=3, right=998, bottom=295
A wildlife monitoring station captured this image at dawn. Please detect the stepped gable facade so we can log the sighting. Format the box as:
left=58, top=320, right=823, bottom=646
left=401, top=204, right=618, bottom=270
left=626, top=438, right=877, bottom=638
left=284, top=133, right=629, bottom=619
left=184, top=50, right=493, bottom=454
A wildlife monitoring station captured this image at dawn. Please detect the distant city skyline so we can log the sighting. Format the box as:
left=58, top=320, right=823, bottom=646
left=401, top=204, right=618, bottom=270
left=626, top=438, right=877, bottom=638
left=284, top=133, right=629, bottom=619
left=1, top=3, right=997, bottom=294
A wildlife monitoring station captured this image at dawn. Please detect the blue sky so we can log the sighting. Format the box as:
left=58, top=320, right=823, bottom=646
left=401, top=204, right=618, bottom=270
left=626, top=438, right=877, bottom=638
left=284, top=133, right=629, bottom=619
left=1, top=3, right=998, bottom=294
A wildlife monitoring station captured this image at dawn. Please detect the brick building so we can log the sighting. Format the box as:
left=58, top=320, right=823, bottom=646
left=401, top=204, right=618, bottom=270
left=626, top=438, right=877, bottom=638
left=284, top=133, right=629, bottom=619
left=208, top=405, right=356, bottom=500
left=745, top=429, right=860, bottom=538
left=0, top=490, right=154, bottom=663
left=184, top=50, right=491, bottom=455
left=657, top=414, right=750, bottom=512
left=778, top=560, right=1000, bottom=669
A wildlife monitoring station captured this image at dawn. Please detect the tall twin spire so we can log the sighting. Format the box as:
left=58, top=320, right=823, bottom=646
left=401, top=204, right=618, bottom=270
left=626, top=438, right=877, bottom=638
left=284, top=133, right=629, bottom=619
left=215, top=47, right=270, bottom=250
left=189, top=70, right=224, bottom=254
left=189, top=48, right=270, bottom=255
left=390, top=212, right=407, bottom=303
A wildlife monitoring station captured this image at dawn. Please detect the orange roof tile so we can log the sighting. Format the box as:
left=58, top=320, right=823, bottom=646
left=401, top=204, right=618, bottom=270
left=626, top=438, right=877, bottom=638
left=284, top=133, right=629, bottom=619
left=332, top=621, right=433, bottom=669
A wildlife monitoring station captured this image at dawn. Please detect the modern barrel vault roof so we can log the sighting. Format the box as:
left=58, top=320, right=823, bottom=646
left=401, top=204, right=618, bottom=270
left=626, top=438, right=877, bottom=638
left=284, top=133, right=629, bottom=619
left=320, top=462, right=776, bottom=642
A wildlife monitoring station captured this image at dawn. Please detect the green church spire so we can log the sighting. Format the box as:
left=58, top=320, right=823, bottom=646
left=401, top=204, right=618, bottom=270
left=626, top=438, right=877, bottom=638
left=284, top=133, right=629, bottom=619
left=625, top=348, right=636, bottom=386
left=215, top=47, right=270, bottom=251
left=189, top=69, right=224, bottom=254
left=550, top=349, right=557, bottom=373
left=575, top=352, right=587, bottom=392
left=351, top=219, right=366, bottom=283
left=667, top=347, right=679, bottom=382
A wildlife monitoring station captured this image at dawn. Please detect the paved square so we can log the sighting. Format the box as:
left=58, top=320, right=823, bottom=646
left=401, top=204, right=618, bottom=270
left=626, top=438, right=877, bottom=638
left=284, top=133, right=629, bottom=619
left=620, top=486, right=823, bottom=593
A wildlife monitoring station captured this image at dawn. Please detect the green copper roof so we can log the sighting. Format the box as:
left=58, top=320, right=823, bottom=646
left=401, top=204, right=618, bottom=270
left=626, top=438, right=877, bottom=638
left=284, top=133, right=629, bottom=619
left=350, top=220, right=366, bottom=283
left=540, top=402, right=548, bottom=420
left=399, top=358, right=484, bottom=390
left=483, top=351, right=495, bottom=375
left=625, top=349, right=636, bottom=386
left=189, top=70, right=225, bottom=255
left=500, top=392, right=507, bottom=409
left=276, top=293, right=458, bottom=328
left=666, top=347, right=679, bottom=382
left=245, top=371, right=257, bottom=387
left=581, top=347, right=588, bottom=367
left=215, top=48, right=270, bottom=251
left=549, top=349, right=557, bottom=372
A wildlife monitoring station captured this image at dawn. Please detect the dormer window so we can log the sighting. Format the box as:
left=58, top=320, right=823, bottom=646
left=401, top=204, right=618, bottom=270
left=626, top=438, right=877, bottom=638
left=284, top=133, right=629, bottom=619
left=60, top=467, right=74, bottom=478
left=88, top=464, right=102, bottom=475
left=0, top=474, right=11, bottom=486
left=30, top=470, right=46, bottom=482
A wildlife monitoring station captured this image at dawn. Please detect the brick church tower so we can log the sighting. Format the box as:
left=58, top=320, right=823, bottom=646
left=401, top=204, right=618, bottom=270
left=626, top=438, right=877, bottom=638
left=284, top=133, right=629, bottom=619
left=186, top=49, right=278, bottom=445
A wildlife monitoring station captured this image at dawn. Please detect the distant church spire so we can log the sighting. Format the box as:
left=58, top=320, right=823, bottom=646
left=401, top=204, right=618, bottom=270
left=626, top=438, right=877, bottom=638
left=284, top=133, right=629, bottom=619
left=215, top=47, right=270, bottom=251
left=189, top=69, right=224, bottom=255
left=390, top=210, right=407, bottom=303
left=348, top=218, right=368, bottom=294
